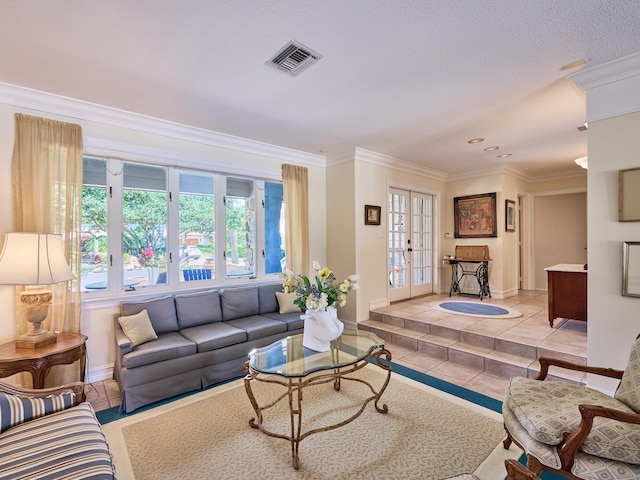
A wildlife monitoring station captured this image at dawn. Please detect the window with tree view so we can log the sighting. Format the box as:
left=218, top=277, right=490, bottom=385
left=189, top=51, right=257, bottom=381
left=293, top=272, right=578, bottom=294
left=81, top=156, right=284, bottom=293
left=179, top=171, right=215, bottom=281
left=81, top=157, right=108, bottom=290
left=122, top=163, right=167, bottom=288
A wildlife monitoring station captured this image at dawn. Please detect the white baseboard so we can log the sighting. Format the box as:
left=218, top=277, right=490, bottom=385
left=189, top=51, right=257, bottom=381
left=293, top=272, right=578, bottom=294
left=369, top=298, right=388, bottom=310
left=87, top=364, right=114, bottom=384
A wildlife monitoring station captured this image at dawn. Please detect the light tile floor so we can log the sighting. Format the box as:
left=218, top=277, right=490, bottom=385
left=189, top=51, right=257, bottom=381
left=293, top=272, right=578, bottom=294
left=367, top=290, right=587, bottom=402
left=86, top=290, right=587, bottom=412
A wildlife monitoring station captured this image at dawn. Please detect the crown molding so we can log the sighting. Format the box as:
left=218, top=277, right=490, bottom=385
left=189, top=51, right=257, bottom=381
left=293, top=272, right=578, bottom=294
left=570, top=52, right=640, bottom=90
left=0, top=81, right=325, bottom=167
left=353, top=147, right=449, bottom=182
left=569, top=51, right=640, bottom=122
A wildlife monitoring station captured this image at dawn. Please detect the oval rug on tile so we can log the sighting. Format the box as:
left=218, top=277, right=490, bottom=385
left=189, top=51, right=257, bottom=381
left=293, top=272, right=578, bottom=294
left=436, top=301, right=522, bottom=318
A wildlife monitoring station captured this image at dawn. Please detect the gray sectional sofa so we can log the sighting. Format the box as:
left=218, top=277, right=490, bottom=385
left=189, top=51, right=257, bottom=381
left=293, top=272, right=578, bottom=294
left=113, top=283, right=303, bottom=412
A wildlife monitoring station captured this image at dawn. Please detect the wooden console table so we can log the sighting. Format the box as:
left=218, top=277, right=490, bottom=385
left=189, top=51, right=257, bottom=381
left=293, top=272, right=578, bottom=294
left=545, top=264, right=587, bottom=327
left=0, top=332, right=87, bottom=388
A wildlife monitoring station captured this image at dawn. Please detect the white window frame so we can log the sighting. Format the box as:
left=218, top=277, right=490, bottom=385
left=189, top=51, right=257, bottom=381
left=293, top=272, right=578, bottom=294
left=82, top=154, right=283, bottom=299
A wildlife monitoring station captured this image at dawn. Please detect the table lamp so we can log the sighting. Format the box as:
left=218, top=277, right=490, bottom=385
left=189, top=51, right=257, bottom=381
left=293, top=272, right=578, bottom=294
left=0, top=233, right=75, bottom=348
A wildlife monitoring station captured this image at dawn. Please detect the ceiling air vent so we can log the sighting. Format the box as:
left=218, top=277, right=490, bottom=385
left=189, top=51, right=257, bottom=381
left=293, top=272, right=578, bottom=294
left=267, top=40, right=322, bottom=76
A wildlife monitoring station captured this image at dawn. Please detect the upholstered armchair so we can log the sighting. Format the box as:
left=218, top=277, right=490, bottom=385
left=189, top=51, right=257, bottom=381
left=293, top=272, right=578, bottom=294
left=503, top=336, right=640, bottom=479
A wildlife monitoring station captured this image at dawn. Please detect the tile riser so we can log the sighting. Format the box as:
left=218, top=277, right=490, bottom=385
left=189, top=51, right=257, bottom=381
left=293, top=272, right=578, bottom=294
left=360, top=317, right=584, bottom=384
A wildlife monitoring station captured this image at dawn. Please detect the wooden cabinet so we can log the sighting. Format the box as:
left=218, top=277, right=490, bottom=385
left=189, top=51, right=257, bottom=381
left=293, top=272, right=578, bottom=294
left=545, top=264, right=587, bottom=327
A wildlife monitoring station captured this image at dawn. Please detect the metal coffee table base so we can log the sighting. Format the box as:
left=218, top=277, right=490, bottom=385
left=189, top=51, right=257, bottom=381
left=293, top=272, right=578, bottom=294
left=243, top=346, right=392, bottom=470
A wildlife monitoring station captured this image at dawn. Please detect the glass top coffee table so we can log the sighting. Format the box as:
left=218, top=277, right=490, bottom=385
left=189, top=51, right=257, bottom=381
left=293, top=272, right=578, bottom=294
left=243, top=330, right=392, bottom=469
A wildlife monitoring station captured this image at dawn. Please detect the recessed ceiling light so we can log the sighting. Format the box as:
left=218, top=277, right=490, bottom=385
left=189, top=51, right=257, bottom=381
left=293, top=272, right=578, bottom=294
left=467, top=138, right=484, bottom=144
left=560, top=59, right=587, bottom=71
left=497, top=153, right=512, bottom=158
left=484, top=146, right=499, bottom=152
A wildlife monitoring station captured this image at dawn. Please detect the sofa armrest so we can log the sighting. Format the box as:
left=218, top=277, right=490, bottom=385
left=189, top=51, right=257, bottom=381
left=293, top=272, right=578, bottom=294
left=0, top=380, right=85, bottom=406
left=113, top=314, right=133, bottom=354
left=536, top=357, right=624, bottom=381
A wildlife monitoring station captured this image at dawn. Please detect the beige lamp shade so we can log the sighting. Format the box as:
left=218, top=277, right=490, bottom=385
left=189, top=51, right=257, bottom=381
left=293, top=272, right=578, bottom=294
left=0, top=233, right=75, bottom=286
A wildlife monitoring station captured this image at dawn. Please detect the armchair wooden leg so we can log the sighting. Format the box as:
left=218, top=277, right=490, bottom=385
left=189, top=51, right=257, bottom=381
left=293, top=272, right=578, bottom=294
left=503, top=424, right=514, bottom=449
left=526, top=455, right=545, bottom=477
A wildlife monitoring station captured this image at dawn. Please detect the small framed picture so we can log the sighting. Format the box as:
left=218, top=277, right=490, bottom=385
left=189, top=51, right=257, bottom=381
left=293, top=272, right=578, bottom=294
left=505, top=199, right=516, bottom=232
left=364, top=205, right=381, bottom=225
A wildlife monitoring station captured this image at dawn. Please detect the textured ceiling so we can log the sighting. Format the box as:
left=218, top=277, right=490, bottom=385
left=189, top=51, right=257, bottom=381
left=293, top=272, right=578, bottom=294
left=1, top=0, right=640, bottom=177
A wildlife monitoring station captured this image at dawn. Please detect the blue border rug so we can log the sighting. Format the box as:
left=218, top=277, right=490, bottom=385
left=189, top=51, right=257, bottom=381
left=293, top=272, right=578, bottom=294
left=436, top=301, right=522, bottom=318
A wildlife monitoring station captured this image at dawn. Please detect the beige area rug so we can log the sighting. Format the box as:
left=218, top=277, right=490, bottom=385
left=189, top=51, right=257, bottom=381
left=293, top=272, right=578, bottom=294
left=102, top=366, right=519, bottom=480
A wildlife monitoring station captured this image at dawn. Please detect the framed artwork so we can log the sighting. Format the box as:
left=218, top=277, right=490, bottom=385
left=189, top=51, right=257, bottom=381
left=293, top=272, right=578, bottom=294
left=505, top=199, right=516, bottom=232
left=454, top=193, right=497, bottom=238
left=623, top=241, right=640, bottom=297
left=619, top=167, right=640, bottom=221
left=364, top=204, right=381, bottom=225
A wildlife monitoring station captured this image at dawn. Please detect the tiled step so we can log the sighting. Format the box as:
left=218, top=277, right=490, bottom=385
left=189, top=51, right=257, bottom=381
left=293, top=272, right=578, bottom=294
left=359, top=316, right=586, bottom=384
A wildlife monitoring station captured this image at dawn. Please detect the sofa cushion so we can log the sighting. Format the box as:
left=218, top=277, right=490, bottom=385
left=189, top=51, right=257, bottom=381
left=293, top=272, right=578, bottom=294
left=118, top=309, right=158, bottom=347
left=262, top=311, right=304, bottom=331
left=0, top=402, right=116, bottom=478
left=258, top=283, right=282, bottom=314
left=180, top=322, right=247, bottom=352
left=0, top=390, right=76, bottom=433
left=507, top=376, right=640, bottom=465
left=175, top=290, right=223, bottom=329
left=121, top=295, right=179, bottom=335
left=225, top=315, right=287, bottom=341
left=221, top=287, right=260, bottom=321
left=615, top=336, right=640, bottom=412
left=121, top=332, right=197, bottom=369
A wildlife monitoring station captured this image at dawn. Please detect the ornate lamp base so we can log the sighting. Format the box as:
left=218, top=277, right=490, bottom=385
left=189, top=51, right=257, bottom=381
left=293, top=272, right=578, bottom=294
left=16, top=287, right=57, bottom=349
left=16, top=332, right=57, bottom=349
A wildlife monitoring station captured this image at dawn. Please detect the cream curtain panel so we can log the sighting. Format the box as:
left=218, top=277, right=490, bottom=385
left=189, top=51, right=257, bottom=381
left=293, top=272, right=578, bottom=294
left=12, top=113, right=83, bottom=339
left=282, top=164, right=309, bottom=275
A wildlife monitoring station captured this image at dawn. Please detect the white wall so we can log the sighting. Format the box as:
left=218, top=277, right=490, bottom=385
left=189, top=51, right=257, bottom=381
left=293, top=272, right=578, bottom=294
left=326, top=148, right=447, bottom=320
left=533, top=192, right=587, bottom=289
left=570, top=52, right=640, bottom=393
left=443, top=173, right=507, bottom=296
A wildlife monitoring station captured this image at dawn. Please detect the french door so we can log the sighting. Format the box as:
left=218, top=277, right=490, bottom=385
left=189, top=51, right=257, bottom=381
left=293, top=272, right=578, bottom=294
left=388, top=188, right=433, bottom=302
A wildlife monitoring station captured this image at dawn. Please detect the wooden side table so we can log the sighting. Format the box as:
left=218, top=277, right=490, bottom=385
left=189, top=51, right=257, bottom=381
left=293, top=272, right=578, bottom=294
left=0, top=332, right=87, bottom=388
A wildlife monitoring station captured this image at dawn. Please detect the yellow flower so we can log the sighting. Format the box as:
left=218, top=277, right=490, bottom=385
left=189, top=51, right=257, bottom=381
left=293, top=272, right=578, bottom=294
left=339, top=281, right=350, bottom=293
left=318, top=267, right=331, bottom=279
left=338, top=294, right=347, bottom=307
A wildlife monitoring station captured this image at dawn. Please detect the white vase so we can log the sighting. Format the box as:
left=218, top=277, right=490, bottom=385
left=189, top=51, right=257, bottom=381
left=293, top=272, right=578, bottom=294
left=302, top=306, right=344, bottom=352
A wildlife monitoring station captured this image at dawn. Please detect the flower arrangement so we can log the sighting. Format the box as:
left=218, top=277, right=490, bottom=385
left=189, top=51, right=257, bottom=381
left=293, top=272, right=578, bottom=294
left=283, top=261, right=359, bottom=312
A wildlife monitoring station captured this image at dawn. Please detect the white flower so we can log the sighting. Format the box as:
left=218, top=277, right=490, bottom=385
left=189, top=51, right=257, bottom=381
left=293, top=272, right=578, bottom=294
left=313, top=260, right=321, bottom=271
left=348, top=274, right=359, bottom=282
